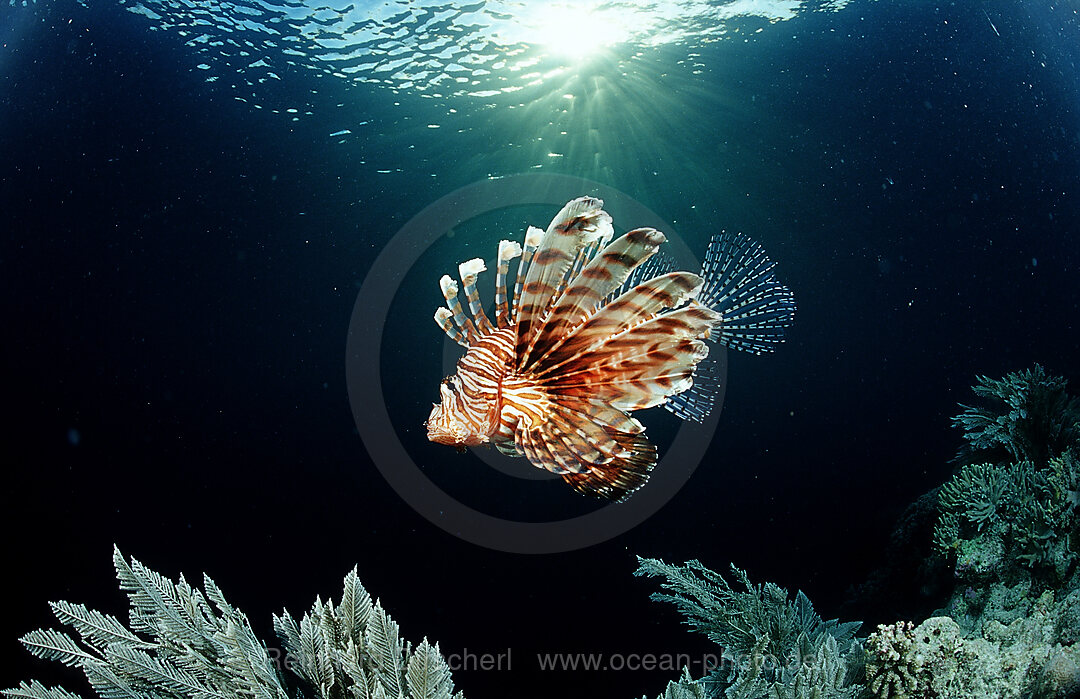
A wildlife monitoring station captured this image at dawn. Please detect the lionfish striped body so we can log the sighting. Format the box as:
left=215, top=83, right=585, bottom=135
left=425, top=197, right=795, bottom=501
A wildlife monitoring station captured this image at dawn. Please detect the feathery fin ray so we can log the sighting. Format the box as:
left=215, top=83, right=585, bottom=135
left=698, top=231, right=796, bottom=354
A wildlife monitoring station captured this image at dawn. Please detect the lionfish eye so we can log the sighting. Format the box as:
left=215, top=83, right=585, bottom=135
left=443, top=377, right=457, bottom=392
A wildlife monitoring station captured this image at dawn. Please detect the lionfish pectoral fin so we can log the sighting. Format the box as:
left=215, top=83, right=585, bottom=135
left=535, top=301, right=722, bottom=415
left=534, top=271, right=708, bottom=376
left=525, top=227, right=668, bottom=372
left=697, top=231, right=796, bottom=354
left=561, top=432, right=657, bottom=502
left=494, top=439, right=524, bottom=457
left=513, top=394, right=656, bottom=501
left=515, top=197, right=613, bottom=369
left=516, top=424, right=577, bottom=475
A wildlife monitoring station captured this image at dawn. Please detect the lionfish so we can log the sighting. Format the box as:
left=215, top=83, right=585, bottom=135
left=425, top=197, right=795, bottom=502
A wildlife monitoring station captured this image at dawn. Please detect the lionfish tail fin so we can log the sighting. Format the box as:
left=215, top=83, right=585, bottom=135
left=561, top=432, right=657, bottom=502
left=697, top=231, right=796, bottom=354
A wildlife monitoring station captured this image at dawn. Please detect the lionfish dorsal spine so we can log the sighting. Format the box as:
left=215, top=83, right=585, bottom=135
left=438, top=274, right=478, bottom=344
left=458, top=258, right=494, bottom=336
left=555, top=233, right=606, bottom=306
left=511, top=225, right=544, bottom=323
left=495, top=240, right=522, bottom=328
left=434, top=307, right=467, bottom=347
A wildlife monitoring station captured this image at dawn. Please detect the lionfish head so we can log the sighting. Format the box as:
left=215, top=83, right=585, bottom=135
left=425, top=376, right=486, bottom=447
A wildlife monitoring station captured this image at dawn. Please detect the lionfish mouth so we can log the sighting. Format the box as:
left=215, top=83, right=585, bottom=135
left=427, top=429, right=483, bottom=449
left=425, top=407, right=485, bottom=448
left=425, top=428, right=455, bottom=446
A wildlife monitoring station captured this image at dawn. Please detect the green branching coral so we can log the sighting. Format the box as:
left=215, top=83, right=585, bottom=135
left=952, top=364, right=1080, bottom=467
left=4, top=547, right=463, bottom=699
left=635, top=558, right=864, bottom=699
left=1049, top=449, right=1080, bottom=518
left=932, top=510, right=962, bottom=556
left=933, top=453, right=1079, bottom=579
left=937, top=366, right=1080, bottom=581
left=1013, top=451, right=1080, bottom=571
left=937, top=462, right=1013, bottom=532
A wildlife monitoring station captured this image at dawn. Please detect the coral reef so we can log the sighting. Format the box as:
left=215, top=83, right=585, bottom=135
left=4, top=547, right=463, bottom=699
left=864, top=617, right=972, bottom=698
left=9, top=367, right=1080, bottom=699
left=635, top=558, right=864, bottom=699
left=863, top=607, right=1080, bottom=699
left=1037, top=644, right=1080, bottom=698
left=933, top=453, right=1079, bottom=582
left=934, top=368, right=1080, bottom=585
left=641, top=368, right=1080, bottom=699
left=857, top=367, right=1080, bottom=699
left=952, top=364, right=1080, bottom=467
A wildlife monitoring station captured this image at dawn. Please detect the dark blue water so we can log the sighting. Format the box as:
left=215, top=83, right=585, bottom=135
left=2, top=1, right=1078, bottom=697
